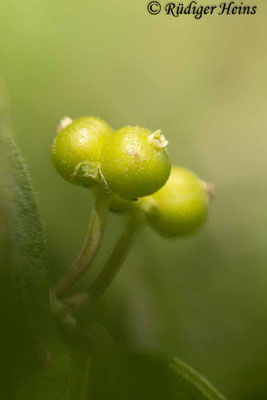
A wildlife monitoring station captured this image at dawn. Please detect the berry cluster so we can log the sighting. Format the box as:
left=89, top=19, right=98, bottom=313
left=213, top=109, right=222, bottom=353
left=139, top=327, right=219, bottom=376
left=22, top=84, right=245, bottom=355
left=52, top=116, right=212, bottom=238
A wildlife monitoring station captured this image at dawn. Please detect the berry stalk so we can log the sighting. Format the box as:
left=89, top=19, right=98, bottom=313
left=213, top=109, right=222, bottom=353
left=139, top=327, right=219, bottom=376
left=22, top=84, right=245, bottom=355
left=64, top=211, right=143, bottom=311
left=52, top=187, right=109, bottom=297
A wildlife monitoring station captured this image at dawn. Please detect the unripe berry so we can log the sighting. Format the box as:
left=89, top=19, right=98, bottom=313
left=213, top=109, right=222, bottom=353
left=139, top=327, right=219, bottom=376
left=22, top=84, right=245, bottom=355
left=143, top=166, right=211, bottom=238
left=109, top=193, right=141, bottom=213
left=100, top=126, right=171, bottom=200
left=51, top=116, right=112, bottom=187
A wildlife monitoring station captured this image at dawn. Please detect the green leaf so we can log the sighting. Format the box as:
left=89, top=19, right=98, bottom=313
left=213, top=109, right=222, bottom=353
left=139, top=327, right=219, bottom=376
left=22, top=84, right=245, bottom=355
left=3, top=135, right=51, bottom=338
left=0, top=81, right=52, bottom=394
left=16, top=339, right=70, bottom=400
left=88, top=348, right=226, bottom=400
left=54, top=310, right=226, bottom=400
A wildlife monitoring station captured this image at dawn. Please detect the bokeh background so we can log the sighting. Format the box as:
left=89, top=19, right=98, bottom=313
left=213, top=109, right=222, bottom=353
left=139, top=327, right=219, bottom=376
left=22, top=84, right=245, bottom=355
left=0, top=1, right=267, bottom=398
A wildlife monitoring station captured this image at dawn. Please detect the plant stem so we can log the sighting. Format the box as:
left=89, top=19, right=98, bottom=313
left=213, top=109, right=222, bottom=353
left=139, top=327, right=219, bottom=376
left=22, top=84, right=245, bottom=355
left=88, top=213, right=141, bottom=304
left=67, top=350, right=85, bottom=400
left=52, top=187, right=109, bottom=297
left=66, top=212, right=143, bottom=311
left=67, top=348, right=91, bottom=400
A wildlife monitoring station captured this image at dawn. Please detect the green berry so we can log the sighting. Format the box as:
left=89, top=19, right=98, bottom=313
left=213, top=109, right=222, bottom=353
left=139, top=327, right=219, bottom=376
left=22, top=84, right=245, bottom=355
left=51, top=116, right=112, bottom=187
left=100, top=126, right=171, bottom=200
left=109, top=193, right=140, bottom=214
left=143, top=166, right=211, bottom=238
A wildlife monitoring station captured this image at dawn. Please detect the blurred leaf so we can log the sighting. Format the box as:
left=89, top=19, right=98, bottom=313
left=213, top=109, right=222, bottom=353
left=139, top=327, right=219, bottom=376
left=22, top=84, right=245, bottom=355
left=54, top=320, right=225, bottom=400
left=0, top=82, right=52, bottom=394
left=16, top=338, right=70, bottom=400
left=88, top=348, right=226, bottom=400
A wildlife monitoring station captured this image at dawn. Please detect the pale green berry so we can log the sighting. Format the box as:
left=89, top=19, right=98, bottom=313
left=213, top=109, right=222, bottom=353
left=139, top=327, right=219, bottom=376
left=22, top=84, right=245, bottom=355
left=142, top=166, right=212, bottom=238
left=51, top=116, right=112, bottom=188
left=100, top=126, right=171, bottom=200
left=109, top=193, right=141, bottom=214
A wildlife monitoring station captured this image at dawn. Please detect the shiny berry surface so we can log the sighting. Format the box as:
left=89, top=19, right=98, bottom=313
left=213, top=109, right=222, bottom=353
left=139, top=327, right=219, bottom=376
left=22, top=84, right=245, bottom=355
left=51, top=116, right=112, bottom=187
left=100, top=126, right=171, bottom=199
left=143, top=166, right=210, bottom=238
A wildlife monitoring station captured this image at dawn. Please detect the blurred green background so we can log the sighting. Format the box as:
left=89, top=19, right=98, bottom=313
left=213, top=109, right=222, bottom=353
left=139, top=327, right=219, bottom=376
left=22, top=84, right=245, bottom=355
left=0, top=1, right=266, bottom=398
